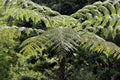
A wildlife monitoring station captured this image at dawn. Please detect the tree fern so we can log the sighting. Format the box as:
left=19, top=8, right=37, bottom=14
left=71, top=0, right=120, bottom=39
left=79, top=31, right=120, bottom=58
left=20, top=27, right=81, bottom=80
left=1, top=0, right=60, bottom=28
left=0, top=0, right=120, bottom=79
left=20, top=27, right=120, bottom=80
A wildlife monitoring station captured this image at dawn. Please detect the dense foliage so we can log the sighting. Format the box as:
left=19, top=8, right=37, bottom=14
left=0, top=0, right=120, bottom=80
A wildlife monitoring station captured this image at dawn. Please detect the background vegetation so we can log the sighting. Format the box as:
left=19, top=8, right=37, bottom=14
left=0, top=0, right=120, bottom=80
left=32, top=0, right=106, bottom=15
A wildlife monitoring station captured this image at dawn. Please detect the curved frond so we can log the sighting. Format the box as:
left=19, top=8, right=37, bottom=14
left=71, top=0, right=120, bottom=39
left=79, top=31, right=120, bottom=59
left=20, top=27, right=120, bottom=59
left=1, top=0, right=60, bottom=27
left=20, top=36, right=48, bottom=56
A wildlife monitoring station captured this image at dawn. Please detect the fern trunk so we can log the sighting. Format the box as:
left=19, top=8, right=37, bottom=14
left=58, top=55, right=66, bottom=80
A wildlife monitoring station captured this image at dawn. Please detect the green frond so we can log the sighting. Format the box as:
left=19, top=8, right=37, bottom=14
left=71, top=0, right=120, bottom=39
left=81, top=13, right=93, bottom=27
left=1, top=0, right=120, bottom=79
left=43, top=15, right=81, bottom=30
left=20, top=27, right=81, bottom=59
left=93, top=1, right=103, bottom=6
left=104, top=2, right=117, bottom=28
left=98, top=5, right=110, bottom=27
left=43, top=27, right=81, bottom=54
left=114, top=2, right=120, bottom=15
left=20, top=36, right=49, bottom=57
left=71, top=9, right=89, bottom=18
left=79, top=31, right=120, bottom=59
left=0, top=27, right=21, bottom=54
left=0, top=26, right=45, bottom=57
left=1, top=0, right=60, bottom=27
left=0, top=27, right=21, bottom=42
left=114, top=17, right=120, bottom=31
left=6, top=7, right=42, bottom=23
left=0, top=26, right=45, bottom=52
left=20, top=27, right=120, bottom=59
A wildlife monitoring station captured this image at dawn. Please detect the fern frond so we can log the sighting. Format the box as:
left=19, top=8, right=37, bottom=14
left=71, top=0, right=120, bottom=39
left=0, top=27, right=21, bottom=50
left=6, top=7, right=42, bottom=23
left=2, top=0, right=60, bottom=27
left=43, top=27, right=81, bottom=54
left=114, top=2, right=120, bottom=15
left=20, top=27, right=120, bottom=59
left=43, top=15, right=81, bottom=30
left=20, top=27, right=81, bottom=59
left=20, top=35, right=49, bottom=57
left=79, top=31, right=120, bottom=59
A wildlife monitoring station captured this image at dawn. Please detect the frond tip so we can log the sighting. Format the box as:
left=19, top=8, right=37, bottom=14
left=20, top=36, right=48, bottom=56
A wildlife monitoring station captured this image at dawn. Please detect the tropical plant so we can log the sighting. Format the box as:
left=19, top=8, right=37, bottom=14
left=71, top=0, right=120, bottom=39
left=0, top=0, right=120, bottom=80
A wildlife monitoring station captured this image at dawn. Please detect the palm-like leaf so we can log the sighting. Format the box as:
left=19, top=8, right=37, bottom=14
left=20, top=36, right=48, bottom=57
left=80, top=31, right=120, bottom=58
left=71, top=0, right=120, bottom=39
left=19, top=27, right=120, bottom=80
left=1, top=0, right=60, bottom=27
left=0, top=0, right=120, bottom=79
left=20, top=27, right=120, bottom=59
left=43, top=27, right=81, bottom=54
left=20, top=27, right=81, bottom=57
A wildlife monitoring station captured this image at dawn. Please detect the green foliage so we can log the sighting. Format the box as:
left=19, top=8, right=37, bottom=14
left=0, top=0, right=7, bottom=27
left=1, top=0, right=60, bottom=28
left=19, top=27, right=120, bottom=79
left=20, top=27, right=120, bottom=59
left=0, top=52, right=12, bottom=80
left=20, top=27, right=81, bottom=61
left=0, top=27, right=21, bottom=79
left=9, top=64, right=46, bottom=80
left=0, top=0, right=120, bottom=80
left=43, top=15, right=81, bottom=29
left=20, top=36, right=48, bottom=57
left=71, top=0, right=120, bottom=39
left=79, top=31, right=120, bottom=58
